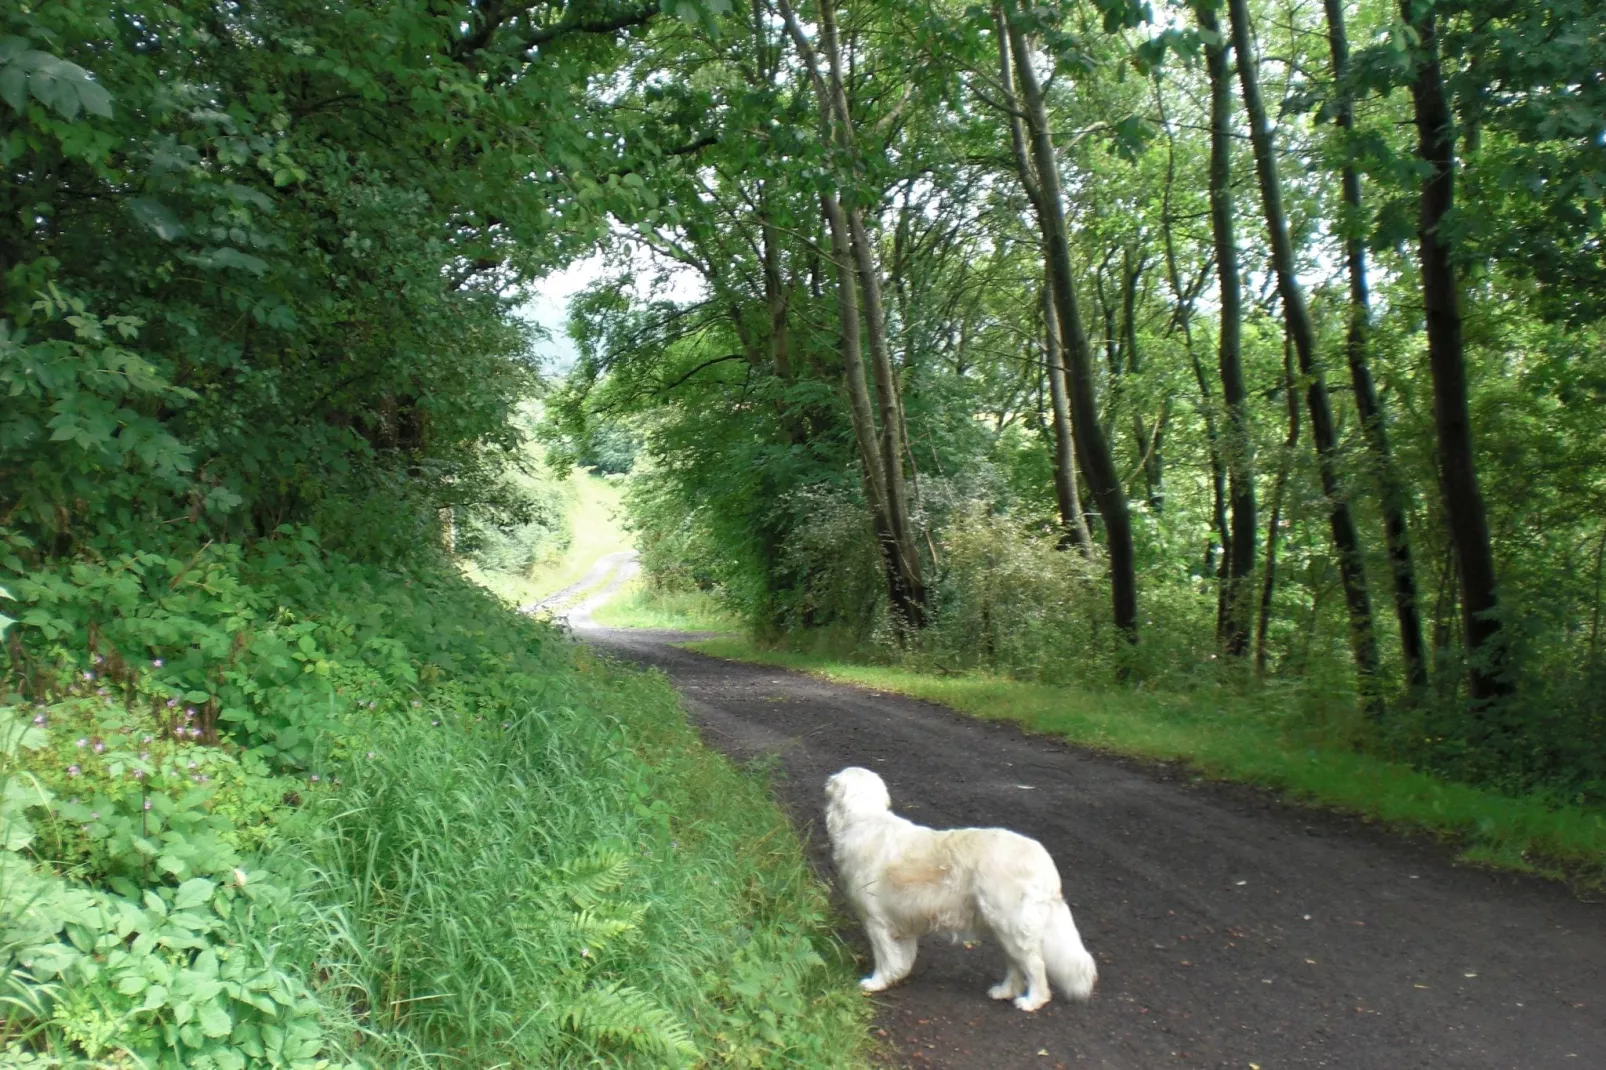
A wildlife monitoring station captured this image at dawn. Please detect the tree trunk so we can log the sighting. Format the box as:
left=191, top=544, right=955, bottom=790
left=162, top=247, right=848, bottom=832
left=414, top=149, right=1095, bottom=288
left=777, top=0, right=925, bottom=630
left=1227, top=0, right=1382, bottom=715
left=1003, top=3, right=1139, bottom=647
left=1197, top=0, right=1257, bottom=658
left=847, top=207, right=926, bottom=625
left=822, top=0, right=924, bottom=629
left=1043, top=280, right=1095, bottom=552
left=1256, top=334, right=1301, bottom=673
left=1400, top=0, right=1509, bottom=706
left=1324, top=0, right=1429, bottom=693
left=1155, top=82, right=1228, bottom=586
left=995, top=8, right=1092, bottom=555
left=1121, top=247, right=1165, bottom=513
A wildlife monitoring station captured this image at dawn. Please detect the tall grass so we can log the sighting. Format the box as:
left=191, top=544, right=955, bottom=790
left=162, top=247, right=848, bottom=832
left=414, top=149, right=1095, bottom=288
left=281, top=648, right=867, bottom=1068
left=688, top=637, right=1606, bottom=888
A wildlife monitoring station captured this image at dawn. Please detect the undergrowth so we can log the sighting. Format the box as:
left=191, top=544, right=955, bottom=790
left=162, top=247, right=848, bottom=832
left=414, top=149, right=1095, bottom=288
left=2, top=531, right=869, bottom=1068
left=687, top=637, right=1606, bottom=889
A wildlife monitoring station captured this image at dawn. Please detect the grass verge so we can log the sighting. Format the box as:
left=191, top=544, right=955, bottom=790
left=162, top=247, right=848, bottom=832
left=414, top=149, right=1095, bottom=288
left=685, top=637, right=1606, bottom=888
left=590, top=581, right=739, bottom=632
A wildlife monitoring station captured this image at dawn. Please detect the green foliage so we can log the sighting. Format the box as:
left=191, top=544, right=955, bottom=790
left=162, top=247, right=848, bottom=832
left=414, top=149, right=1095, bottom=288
left=548, top=0, right=1606, bottom=813
left=4, top=536, right=870, bottom=1067
left=2, top=1, right=875, bottom=1067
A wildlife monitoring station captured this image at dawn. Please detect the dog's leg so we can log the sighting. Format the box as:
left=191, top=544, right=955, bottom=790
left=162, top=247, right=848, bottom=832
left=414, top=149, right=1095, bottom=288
left=1010, top=950, right=1051, bottom=1012
left=987, top=962, right=1025, bottom=1001
left=992, top=916, right=1052, bottom=1011
left=861, top=919, right=918, bottom=992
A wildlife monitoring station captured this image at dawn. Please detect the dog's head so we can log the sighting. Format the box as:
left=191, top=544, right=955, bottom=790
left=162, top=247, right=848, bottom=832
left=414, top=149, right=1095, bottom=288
left=824, top=766, right=892, bottom=827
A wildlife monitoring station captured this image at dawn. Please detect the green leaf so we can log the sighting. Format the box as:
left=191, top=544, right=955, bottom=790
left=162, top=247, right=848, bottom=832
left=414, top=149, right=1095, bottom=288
left=198, top=997, right=233, bottom=1038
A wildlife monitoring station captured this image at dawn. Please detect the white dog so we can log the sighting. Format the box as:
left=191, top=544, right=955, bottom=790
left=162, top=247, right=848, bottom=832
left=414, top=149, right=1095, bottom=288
left=824, top=766, right=1097, bottom=1011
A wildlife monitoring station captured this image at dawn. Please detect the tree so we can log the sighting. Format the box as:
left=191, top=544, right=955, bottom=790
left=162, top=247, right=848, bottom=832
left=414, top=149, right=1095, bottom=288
left=1193, top=0, right=1257, bottom=658
left=1399, top=0, right=1508, bottom=705
left=777, top=0, right=927, bottom=631
left=1000, top=0, right=1139, bottom=647
left=1222, top=0, right=1383, bottom=713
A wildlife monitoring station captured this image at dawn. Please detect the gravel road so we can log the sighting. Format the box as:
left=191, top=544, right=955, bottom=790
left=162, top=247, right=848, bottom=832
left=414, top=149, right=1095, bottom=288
left=579, top=624, right=1605, bottom=1070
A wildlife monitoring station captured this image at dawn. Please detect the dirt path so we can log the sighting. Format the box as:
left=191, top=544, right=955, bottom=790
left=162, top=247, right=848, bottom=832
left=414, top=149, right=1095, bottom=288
left=580, top=625, right=1605, bottom=1070
left=520, top=550, right=637, bottom=618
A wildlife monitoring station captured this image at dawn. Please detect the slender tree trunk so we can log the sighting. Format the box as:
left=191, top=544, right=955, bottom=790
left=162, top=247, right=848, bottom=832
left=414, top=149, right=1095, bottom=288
left=824, top=0, right=924, bottom=629
left=1122, top=248, right=1165, bottom=512
left=1226, top=0, right=1383, bottom=714
left=777, top=0, right=924, bottom=630
left=1043, top=280, right=1095, bottom=552
left=1400, top=0, right=1509, bottom=705
left=1155, top=83, right=1228, bottom=584
left=995, top=7, right=1092, bottom=555
left=847, top=207, right=925, bottom=624
left=1257, top=334, right=1302, bottom=673
left=1197, top=1, right=1257, bottom=658
left=1003, top=3, right=1139, bottom=647
left=1324, top=0, right=1429, bottom=693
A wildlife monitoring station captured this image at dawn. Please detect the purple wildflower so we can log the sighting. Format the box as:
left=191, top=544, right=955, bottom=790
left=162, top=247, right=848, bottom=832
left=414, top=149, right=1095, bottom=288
left=92, top=740, right=106, bottom=753
left=133, top=769, right=146, bottom=780
left=187, top=760, right=197, bottom=769
left=67, top=765, right=81, bottom=777
left=152, top=658, right=163, bottom=668
left=310, top=774, right=321, bottom=783
left=32, top=714, right=46, bottom=726
left=82, top=671, right=94, bottom=681
left=166, top=698, right=178, bottom=708
left=143, top=799, right=152, bottom=811
left=89, top=811, right=99, bottom=820
left=75, top=738, right=88, bottom=748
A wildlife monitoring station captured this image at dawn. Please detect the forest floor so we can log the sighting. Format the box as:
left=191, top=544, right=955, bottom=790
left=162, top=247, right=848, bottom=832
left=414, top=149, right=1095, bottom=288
left=573, top=613, right=1606, bottom=1068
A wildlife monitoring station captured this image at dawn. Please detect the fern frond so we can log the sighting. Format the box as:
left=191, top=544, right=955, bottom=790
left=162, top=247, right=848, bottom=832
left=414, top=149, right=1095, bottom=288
left=560, top=981, right=700, bottom=1064
left=557, top=845, right=632, bottom=908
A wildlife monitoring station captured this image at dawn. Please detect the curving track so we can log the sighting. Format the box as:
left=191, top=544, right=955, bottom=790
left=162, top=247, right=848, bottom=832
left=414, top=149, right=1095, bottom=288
left=580, top=621, right=1606, bottom=1070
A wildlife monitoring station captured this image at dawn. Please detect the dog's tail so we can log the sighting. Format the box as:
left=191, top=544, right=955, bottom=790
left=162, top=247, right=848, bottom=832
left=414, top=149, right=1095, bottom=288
left=1042, top=899, right=1097, bottom=1001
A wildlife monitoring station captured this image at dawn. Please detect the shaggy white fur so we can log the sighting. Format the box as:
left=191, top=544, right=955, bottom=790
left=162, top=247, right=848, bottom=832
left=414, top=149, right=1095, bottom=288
left=824, top=766, right=1098, bottom=1011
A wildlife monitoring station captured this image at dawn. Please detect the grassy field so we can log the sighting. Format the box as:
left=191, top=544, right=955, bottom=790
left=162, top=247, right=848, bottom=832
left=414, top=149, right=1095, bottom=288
left=685, top=637, right=1606, bottom=887
left=464, top=469, right=633, bottom=608
left=590, top=580, right=740, bottom=632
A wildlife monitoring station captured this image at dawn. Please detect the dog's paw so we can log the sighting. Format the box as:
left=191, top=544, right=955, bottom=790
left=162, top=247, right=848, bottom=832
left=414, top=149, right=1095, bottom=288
left=860, top=976, right=890, bottom=993
left=1012, top=993, right=1050, bottom=1012
left=988, top=981, right=1022, bottom=1001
